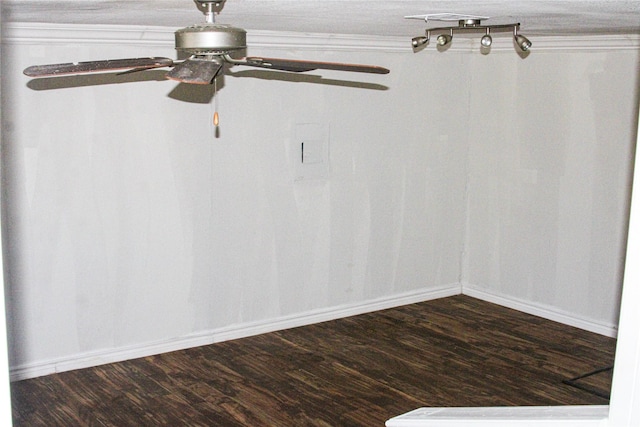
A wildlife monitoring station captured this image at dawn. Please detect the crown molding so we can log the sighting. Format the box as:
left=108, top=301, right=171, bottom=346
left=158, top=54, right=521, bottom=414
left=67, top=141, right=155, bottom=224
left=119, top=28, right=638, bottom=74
left=3, top=23, right=176, bottom=46
left=2, top=22, right=408, bottom=52
left=246, top=30, right=408, bottom=52
left=3, top=23, right=640, bottom=53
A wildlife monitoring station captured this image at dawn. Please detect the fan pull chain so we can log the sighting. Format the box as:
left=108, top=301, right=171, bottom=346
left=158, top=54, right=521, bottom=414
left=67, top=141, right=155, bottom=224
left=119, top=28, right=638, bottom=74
left=213, top=77, right=220, bottom=127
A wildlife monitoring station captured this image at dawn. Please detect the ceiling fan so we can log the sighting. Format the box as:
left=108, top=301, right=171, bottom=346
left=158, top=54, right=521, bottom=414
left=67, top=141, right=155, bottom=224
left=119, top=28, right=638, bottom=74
left=23, top=0, right=390, bottom=85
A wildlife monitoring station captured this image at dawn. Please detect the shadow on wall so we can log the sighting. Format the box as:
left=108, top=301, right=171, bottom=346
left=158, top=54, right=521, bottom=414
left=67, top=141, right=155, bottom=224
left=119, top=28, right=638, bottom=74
left=227, top=69, right=389, bottom=91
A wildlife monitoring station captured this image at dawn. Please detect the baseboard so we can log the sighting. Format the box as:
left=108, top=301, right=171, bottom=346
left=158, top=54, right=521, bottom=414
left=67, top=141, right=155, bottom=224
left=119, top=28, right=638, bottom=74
left=10, top=283, right=461, bottom=381
left=463, top=285, right=618, bottom=338
left=11, top=282, right=616, bottom=381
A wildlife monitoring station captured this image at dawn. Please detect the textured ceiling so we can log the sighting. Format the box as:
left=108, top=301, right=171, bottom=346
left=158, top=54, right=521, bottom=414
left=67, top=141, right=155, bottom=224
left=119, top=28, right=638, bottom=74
left=3, top=0, right=640, bottom=37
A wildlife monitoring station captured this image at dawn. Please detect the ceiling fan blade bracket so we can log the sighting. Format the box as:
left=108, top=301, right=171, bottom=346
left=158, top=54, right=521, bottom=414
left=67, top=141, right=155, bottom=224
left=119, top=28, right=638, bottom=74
left=165, top=58, right=223, bottom=84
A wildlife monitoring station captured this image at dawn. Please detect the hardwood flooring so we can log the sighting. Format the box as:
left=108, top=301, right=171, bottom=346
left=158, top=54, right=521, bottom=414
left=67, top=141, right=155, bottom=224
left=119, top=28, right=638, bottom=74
left=11, top=295, right=617, bottom=426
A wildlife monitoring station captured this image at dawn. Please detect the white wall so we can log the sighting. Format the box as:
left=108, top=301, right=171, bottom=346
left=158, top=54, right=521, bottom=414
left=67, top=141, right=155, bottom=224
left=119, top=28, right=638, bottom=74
left=1, top=26, right=468, bottom=377
left=1, top=26, right=638, bottom=379
left=0, top=10, right=17, bottom=426
left=464, top=47, right=640, bottom=335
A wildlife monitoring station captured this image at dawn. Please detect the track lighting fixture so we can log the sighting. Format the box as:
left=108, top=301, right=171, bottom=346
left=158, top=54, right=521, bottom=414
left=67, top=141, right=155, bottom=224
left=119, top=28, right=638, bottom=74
left=408, top=18, right=531, bottom=54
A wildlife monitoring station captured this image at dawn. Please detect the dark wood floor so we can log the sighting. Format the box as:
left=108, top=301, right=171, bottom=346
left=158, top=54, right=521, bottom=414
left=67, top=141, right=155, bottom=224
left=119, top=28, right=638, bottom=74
left=11, top=295, right=617, bottom=426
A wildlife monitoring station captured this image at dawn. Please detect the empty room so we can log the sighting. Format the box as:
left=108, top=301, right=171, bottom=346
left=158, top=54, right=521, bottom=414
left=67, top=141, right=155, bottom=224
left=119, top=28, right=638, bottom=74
left=1, top=1, right=640, bottom=426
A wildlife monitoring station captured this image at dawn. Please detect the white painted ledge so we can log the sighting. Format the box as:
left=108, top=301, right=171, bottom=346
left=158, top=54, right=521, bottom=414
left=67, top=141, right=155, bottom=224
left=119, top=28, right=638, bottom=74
left=386, top=406, right=609, bottom=427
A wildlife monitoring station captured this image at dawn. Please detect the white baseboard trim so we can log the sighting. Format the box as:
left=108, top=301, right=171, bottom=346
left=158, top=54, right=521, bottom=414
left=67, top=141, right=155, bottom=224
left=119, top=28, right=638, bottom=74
left=12, top=282, right=616, bottom=381
left=463, top=285, right=618, bottom=338
left=10, top=283, right=461, bottom=381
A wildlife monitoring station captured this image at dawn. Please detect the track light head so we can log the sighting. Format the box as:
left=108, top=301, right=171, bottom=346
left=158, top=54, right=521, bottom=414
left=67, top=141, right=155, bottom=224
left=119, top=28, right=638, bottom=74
left=480, top=29, right=492, bottom=47
left=436, top=31, right=453, bottom=47
left=514, top=34, right=532, bottom=51
left=412, top=36, right=430, bottom=48
left=436, top=34, right=450, bottom=46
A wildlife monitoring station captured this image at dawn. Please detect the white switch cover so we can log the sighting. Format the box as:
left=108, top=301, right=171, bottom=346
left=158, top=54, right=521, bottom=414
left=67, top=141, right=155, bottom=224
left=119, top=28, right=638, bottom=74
left=302, top=139, right=323, bottom=164
left=293, top=123, right=329, bottom=180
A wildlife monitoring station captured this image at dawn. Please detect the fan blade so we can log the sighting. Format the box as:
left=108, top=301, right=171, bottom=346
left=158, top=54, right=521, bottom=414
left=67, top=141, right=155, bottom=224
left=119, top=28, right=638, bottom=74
left=239, top=57, right=390, bottom=74
left=23, top=57, right=174, bottom=77
left=165, top=58, right=223, bottom=85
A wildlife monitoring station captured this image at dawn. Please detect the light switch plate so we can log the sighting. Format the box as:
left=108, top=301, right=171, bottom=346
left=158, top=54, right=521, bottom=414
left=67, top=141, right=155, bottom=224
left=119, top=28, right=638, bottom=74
left=292, top=123, right=329, bottom=180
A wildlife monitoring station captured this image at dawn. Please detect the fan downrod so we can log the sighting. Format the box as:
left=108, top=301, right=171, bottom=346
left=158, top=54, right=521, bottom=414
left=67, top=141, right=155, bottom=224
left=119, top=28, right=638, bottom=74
left=195, top=0, right=226, bottom=24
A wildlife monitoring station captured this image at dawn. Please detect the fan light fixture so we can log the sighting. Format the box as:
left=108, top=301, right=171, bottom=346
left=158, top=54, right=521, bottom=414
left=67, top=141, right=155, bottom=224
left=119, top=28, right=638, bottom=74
left=408, top=17, right=531, bottom=53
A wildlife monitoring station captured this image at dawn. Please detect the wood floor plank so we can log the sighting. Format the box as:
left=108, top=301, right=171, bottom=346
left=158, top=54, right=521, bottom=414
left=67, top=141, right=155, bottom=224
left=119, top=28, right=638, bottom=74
left=11, top=295, right=616, bottom=426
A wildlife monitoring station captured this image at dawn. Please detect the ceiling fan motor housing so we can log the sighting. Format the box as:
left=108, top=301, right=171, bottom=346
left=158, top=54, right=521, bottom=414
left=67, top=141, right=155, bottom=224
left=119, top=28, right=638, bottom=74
left=175, top=23, right=247, bottom=55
